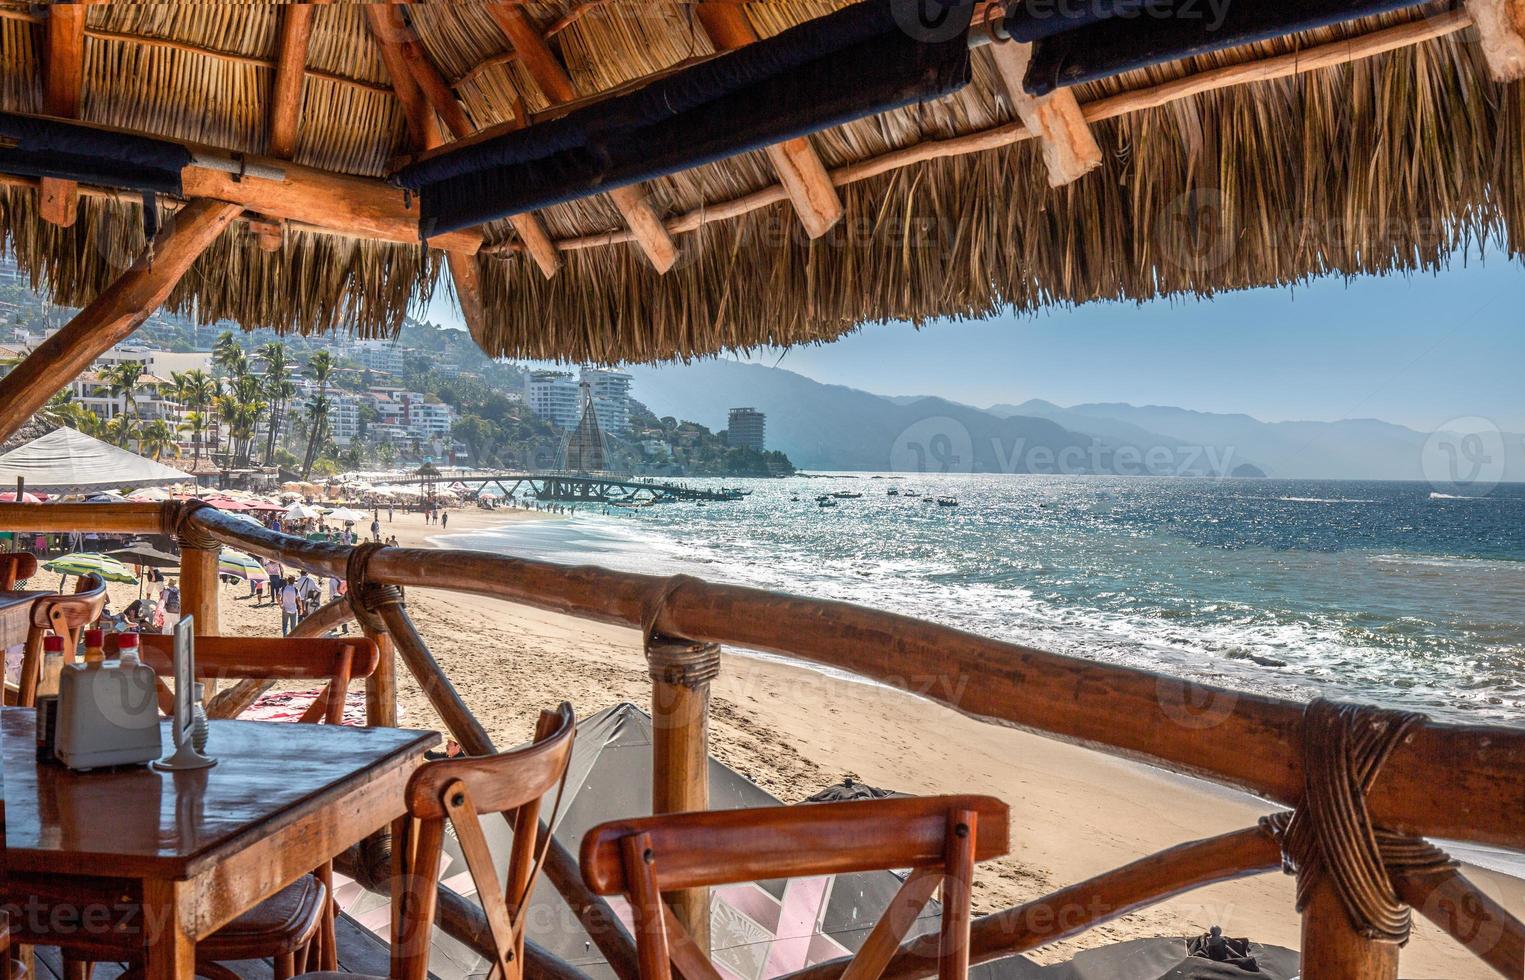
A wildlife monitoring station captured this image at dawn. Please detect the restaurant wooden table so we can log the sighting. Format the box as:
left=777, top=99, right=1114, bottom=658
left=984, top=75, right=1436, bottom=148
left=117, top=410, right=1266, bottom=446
left=0, top=591, right=44, bottom=650
left=1, top=708, right=438, bottom=980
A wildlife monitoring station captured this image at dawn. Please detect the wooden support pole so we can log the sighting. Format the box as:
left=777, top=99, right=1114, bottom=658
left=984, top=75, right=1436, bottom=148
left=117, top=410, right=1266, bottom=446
left=487, top=3, right=679, bottom=273
left=365, top=3, right=560, bottom=279
left=694, top=3, right=844, bottom=239
left=0, top=199, right=241, bottom=446
left=177, top=544, right=220, bottom=639
left=645, top=635, right=720, bottom=952
left=347, top=581, right=400, bottom=729
left=40, top=2, right=85, bottom=227
left=266, top=3, right=317, bottom=159
left=1298, top=877, right=1400, bottom=979
left=1464, top=0, right=1525, bottom=80
left=985, top=38, right=1102, bottom=187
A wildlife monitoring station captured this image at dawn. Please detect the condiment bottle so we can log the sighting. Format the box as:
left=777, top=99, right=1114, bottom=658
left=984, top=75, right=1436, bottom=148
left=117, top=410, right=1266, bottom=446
left=82, top=628, right=106, bottom=666
left=38, top=634, right=66, bottom=697
left=117, top=631, right=141, bottom=664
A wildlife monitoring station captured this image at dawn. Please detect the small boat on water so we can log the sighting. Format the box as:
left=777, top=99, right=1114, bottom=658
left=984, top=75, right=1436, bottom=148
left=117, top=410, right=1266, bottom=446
left=832, top=491, right=863, bottom=499
left=937, top=497, right=959, bottom=507
left=817, top=495, right=837, bottom=508
left=887, top=489, right=900, bottom=496
left=790, top=496, right=801, bottom=502
left=902, top=491, right=921, bottom=498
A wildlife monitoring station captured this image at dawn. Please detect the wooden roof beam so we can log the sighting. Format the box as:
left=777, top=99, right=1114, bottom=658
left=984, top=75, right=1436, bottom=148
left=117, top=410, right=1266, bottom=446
left=40, top=2, right=86, bottom=227
left=487, top=3, right=679, bottom=273
left=985, top=38, right=1101, bottom=187
left=266, top=3, right=318, bottom=159
left=0, top=199, right=242, bottom=446
left=366, top=4, right=559, bottom=279
left=1465, top=0, right=1525, bottom=80
left=694, top=3, right=843, bottom=240
left=363, top=5, right=497, bottom=343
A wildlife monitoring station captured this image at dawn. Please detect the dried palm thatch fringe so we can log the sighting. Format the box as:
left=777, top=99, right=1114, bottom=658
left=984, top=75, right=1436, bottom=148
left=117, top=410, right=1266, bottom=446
left=0, top=188, right=439, bottom=339
left=476, top=31, right=1523, bottom=364
left=0, top=2, right=1518, bottom=362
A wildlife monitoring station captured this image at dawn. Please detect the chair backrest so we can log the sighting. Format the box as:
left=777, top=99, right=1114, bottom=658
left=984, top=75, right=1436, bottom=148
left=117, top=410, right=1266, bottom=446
left=0, top=552, right=37, bottom=591
left=581, top=795, right=1010, bottom=980
left=15, top=575, right=108, bottom=707
left=393, top=703, right=576, bottom=980
left=137, top=634, right=379, bottom=724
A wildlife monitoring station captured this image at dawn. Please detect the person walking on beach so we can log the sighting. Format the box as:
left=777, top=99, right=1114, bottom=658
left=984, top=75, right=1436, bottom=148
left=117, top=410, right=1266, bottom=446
left=279, top=577, right=300, bottom=635
left=440, top=511, right=448, bottom=529
left=371, top=517, right=381, bottom=542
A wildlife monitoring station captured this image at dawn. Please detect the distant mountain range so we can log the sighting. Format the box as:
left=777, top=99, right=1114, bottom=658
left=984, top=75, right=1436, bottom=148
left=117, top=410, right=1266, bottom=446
left=628, top=360, right=1525, bottom=482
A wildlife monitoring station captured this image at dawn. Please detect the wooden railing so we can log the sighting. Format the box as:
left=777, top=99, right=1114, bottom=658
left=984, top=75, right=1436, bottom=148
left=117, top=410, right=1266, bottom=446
left=2, top=500, right=1522, bottom=980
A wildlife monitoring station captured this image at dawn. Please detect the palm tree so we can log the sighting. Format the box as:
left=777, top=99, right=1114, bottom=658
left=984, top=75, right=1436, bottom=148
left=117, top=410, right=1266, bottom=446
left=138, top=419, right=177, bottom=461
left=105, top=413, right=139, bottom=450
left=101, top=361, right=144, bottom=447
left=215, top=385, right=240, bottom=467
left=41, top=389, right=102, bottom=436
left=256, top=342, right=293, bottom=465
left=229, top=372, right=267, bottom=467
left=175, top=369, right=217, bottom=465
left=300, top=350, right=334, bottom=478
left=212, top=331, right=243, bottom=378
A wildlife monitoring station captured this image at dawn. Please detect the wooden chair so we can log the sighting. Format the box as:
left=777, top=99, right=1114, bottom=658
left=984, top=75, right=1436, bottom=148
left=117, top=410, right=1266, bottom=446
left=33, top=635, right=379, bottom=980
left=296, top=702, right=577, bottom=980
left=13, top=573, right=106, bottom=707
left=580, top=795, right=1010, bottom=980
left=0, top=552, right=37, bottom=590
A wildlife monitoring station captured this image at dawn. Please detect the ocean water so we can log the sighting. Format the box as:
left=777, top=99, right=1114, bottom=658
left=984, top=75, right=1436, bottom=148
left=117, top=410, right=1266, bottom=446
left=441, top=475, right=1525, bottom=726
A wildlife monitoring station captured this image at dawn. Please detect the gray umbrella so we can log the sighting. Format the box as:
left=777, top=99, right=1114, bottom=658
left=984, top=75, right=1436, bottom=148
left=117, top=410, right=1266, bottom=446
left=1031, top=936, right=1299, bottom=979
left=106, top=542, right=181, bottom=568
left=342, top=703, right=1044, bottom=980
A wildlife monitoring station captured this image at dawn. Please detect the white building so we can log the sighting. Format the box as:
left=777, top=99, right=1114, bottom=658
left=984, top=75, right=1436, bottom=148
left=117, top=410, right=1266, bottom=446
left=352, top=340, right=409, bottom=376
left=403, top=394, right=454, bottom=440
left=526, top=371, right=581, bottom=429
left=580, top=367, right=632, bottom=436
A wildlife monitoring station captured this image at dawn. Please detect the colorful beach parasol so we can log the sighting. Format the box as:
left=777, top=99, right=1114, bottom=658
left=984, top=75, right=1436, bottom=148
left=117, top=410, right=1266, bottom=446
left=43, top=552, right=138, bottom=584
left=0, top=490, right=42, bottom=503
left=218, top=549, right=268, bottom=582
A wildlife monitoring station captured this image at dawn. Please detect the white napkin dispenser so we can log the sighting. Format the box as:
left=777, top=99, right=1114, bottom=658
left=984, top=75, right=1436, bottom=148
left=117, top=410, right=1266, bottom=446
left=56, top=660, right=163, bottom=770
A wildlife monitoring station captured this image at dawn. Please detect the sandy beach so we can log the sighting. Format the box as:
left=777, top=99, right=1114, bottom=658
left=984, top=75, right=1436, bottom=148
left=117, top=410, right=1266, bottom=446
left=107, top=505, right=1518, bottom=977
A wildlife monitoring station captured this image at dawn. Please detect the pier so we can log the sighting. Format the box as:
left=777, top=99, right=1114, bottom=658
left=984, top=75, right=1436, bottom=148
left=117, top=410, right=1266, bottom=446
left=386, top=471, right=745, bottom=504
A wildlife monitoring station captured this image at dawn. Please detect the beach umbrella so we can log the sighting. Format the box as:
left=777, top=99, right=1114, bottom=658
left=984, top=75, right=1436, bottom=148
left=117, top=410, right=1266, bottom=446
left=286, top=502, right=319, bottom=520
left=219, top=511, right=265, bottom=528
left=0, top=490, right=42, bottom=503
left=106, top=543, right=180, bottom=569
left=205, top=497, right=254, bottom=511
left=218, top=549, right=268, bottom=582
left=43, top=552, right=137, bottom=584
left=125, top=487, right=171, bottom=502
left=1028, top=937, right=1298, bottom=978
left=327, top=507, right=368, bottom=524
left=85, top=490, right=126, bottom=502
left=337, top=703, right=1041, bottom=980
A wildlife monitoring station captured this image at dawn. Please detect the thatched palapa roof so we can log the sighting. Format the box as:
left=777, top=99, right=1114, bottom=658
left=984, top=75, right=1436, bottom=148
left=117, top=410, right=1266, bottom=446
left=0, top=1, right=1520, bottom=365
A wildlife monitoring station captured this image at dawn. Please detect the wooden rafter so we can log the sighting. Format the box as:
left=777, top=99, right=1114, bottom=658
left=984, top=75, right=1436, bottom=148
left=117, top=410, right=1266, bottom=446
left=0, top=199, right=242, bottom=445
left=694, top=3, right=843, bottom=240
left=40, top=2, right=85, bottom=227
left=487, top=3, right=679, bottom=273
left=1465, top=0, right=1525, bottom=80
left=267, top=3, right=317, bottom=159
left=366, top=4, right=559, bottom=279
left=364, top=4, right=496, bottom=341
left=985, top=39, right=1102, bottom=187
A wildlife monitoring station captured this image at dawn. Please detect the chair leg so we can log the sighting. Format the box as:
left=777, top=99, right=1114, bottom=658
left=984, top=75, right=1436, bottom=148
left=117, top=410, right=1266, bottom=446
left=317, top=862, right=338, bottom=972
left=273, top=952, right=295, bottom=980
left=61, top=955, right=91, bottom=980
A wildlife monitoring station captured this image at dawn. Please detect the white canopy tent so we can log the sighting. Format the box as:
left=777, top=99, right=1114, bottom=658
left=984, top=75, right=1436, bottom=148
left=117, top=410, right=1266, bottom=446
left=0, top=427, right=191, bottom=494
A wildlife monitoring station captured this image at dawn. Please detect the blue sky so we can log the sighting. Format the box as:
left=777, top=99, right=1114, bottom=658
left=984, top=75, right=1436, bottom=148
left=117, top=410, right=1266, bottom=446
left=429, top=253, right=1525, bottom=431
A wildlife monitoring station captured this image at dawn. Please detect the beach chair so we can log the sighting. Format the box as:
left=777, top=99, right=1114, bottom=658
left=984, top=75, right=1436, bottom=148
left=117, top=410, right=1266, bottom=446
left=0, top=551, right=36, bottom=590
left=27, top=635, right=379, bottom=980
left=295, top=702, right=577, bottom=980
left=581, top=795, right=1010, bottom=980
left=13, top=573, right=106, bottom=707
